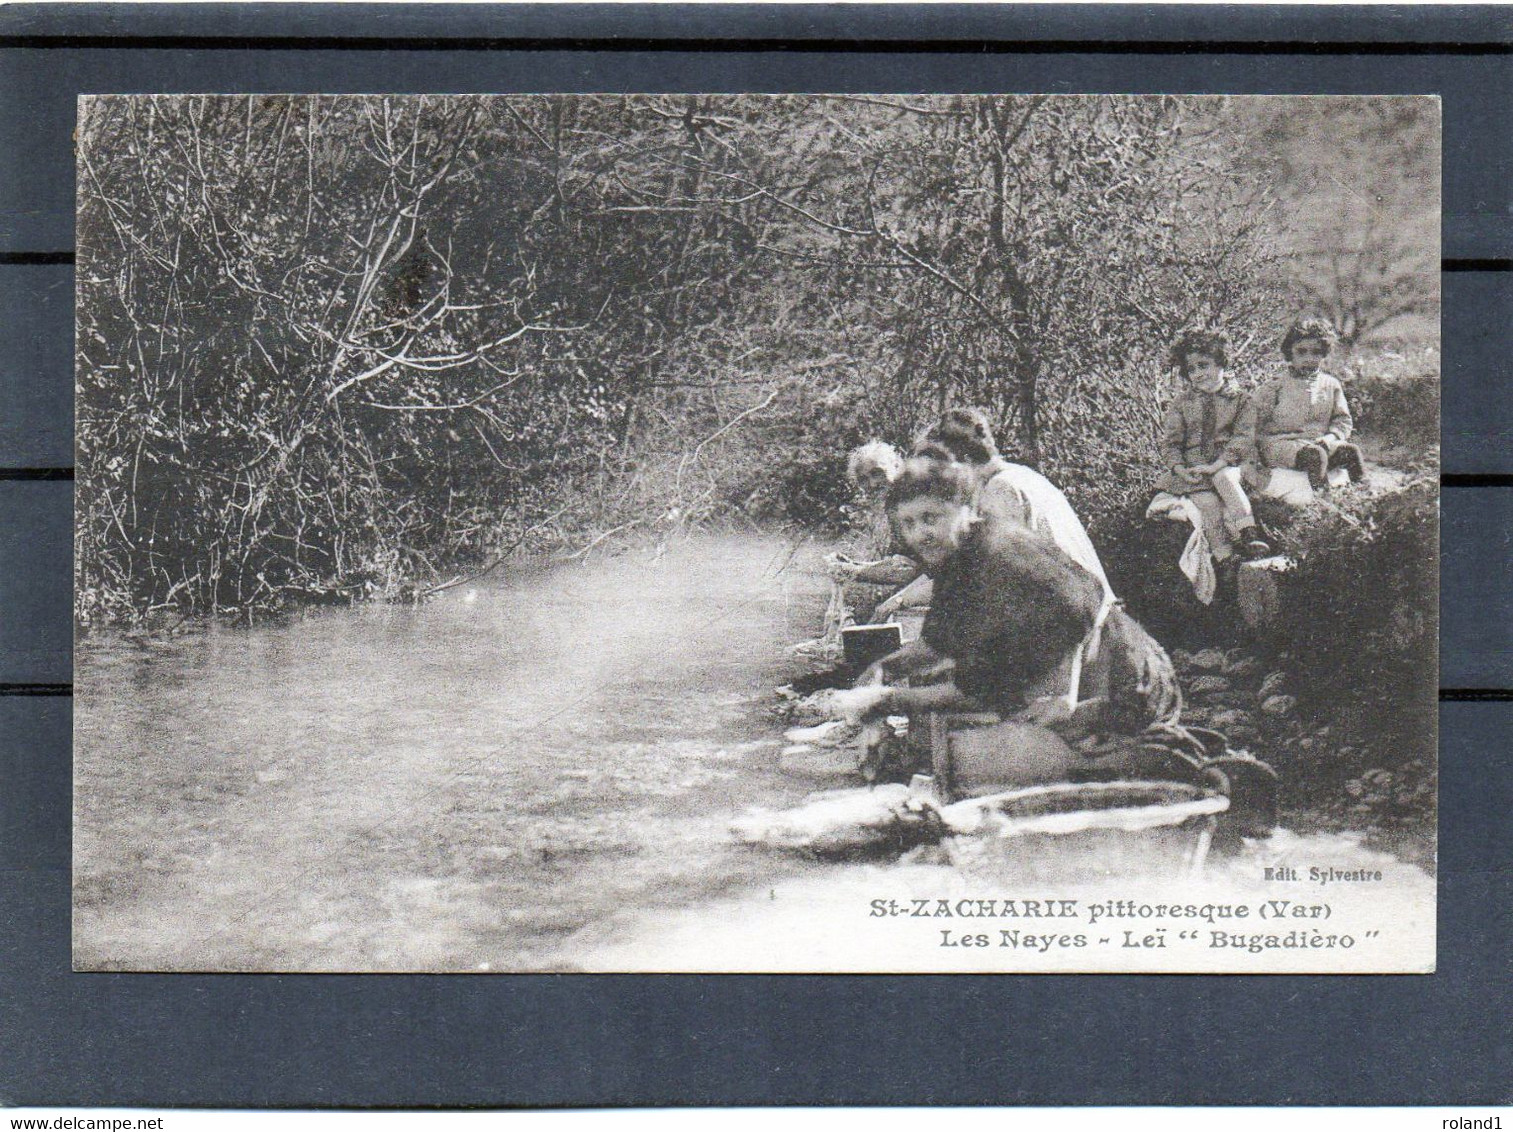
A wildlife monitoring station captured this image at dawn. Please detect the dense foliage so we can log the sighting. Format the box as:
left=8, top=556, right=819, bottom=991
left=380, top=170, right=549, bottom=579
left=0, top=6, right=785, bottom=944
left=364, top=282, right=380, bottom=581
left=1335, top=343, right=1441, bottom=460
left=77, top=94, right=1435, bottom=624
left=1255, top=476, right=1439, bottom=844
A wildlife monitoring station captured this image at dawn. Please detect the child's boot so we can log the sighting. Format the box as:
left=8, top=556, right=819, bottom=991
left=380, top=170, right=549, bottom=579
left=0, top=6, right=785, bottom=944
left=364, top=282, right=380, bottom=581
left=1294, top=443, right=1327, bottom=489
left=1329, top=442, right=1365, bottom=483
left=1236, top=526, right=1273, bottom=560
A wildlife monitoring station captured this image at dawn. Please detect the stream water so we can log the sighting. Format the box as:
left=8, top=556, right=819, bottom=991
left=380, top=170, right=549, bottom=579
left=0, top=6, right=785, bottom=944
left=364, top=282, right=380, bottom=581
left=75, top=534, right=846, bottom=971
left=74, top=532, right=1433, bottom=973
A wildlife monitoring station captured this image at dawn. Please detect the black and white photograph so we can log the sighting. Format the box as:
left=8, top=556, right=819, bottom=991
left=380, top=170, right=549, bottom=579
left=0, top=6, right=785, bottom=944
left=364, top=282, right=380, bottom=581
left=72, top=93, right=1439, bottom=973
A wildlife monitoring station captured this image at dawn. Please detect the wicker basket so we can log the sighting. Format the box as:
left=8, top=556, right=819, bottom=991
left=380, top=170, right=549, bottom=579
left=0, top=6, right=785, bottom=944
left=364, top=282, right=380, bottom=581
left=942, top=780, right=1228, bottom=883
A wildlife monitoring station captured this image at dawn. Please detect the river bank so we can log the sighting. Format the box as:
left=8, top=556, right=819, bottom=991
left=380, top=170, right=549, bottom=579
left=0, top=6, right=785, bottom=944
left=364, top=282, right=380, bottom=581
left=74, top=526, right=1435, bottom=972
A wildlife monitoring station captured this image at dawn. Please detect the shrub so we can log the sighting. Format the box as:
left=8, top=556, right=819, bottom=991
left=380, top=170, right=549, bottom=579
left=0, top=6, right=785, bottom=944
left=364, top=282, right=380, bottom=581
left=731, top=385, right=881, bottom=533
left=1335, top=344, right=1440, bottom=454
left=1262, top=475, right=1438, bottom=766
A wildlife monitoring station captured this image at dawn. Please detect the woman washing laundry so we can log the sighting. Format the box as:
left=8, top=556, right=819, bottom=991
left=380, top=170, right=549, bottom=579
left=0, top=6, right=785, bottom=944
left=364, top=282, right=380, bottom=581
left=834, top=457, right=1180, bottom=743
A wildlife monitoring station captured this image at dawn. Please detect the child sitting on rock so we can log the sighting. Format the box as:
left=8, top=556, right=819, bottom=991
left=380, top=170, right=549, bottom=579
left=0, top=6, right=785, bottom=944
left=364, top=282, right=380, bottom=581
left=1154, top=329, right=1272, bottom=561
left=1251, top=317, right=1363, bottom=490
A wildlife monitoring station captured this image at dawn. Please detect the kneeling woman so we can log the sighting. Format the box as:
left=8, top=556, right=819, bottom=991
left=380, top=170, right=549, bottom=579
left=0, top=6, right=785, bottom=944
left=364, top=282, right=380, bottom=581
left=837, top=458, right=1180, bottom=763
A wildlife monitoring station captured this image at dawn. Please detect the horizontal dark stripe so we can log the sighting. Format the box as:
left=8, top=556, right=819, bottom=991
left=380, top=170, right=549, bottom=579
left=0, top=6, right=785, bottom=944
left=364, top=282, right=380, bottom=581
left=0, top=251, right=73, bottom=266
left=0, top=35, right=1509, bottom=55
left=1442, top=258, right=1512, bottom=273
left=1442, top=474, right=1513, bottom=488
left=0, top=683, right=72, bottom=696
left=1440, top=689, right=1513, bottom=703
left=0, top=468, right=73, bottom=482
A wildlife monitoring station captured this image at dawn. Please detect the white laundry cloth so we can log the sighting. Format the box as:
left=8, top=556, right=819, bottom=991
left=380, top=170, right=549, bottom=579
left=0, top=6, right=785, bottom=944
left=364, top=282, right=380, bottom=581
left=1146, top=493, right=1217, bottom=605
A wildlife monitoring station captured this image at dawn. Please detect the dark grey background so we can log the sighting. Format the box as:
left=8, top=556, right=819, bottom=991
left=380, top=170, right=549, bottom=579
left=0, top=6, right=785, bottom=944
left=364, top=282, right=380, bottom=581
left=0, top=3, right=1508, bottom=1108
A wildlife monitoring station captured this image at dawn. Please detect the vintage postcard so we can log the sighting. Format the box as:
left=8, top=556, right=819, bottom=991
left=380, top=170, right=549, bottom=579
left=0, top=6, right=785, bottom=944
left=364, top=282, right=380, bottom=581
left=73, top=94, right=1438, bottom=973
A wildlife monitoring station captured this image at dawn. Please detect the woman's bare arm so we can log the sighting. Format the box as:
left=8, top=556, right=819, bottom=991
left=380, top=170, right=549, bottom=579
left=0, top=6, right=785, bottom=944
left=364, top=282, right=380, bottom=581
left=851, top=556, right=921, bottom=587
left=855, top=638, right=940, bottom=687
left=877, top=680, right=979, bottom=717
left=872, top=573, right=933, bottom=619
